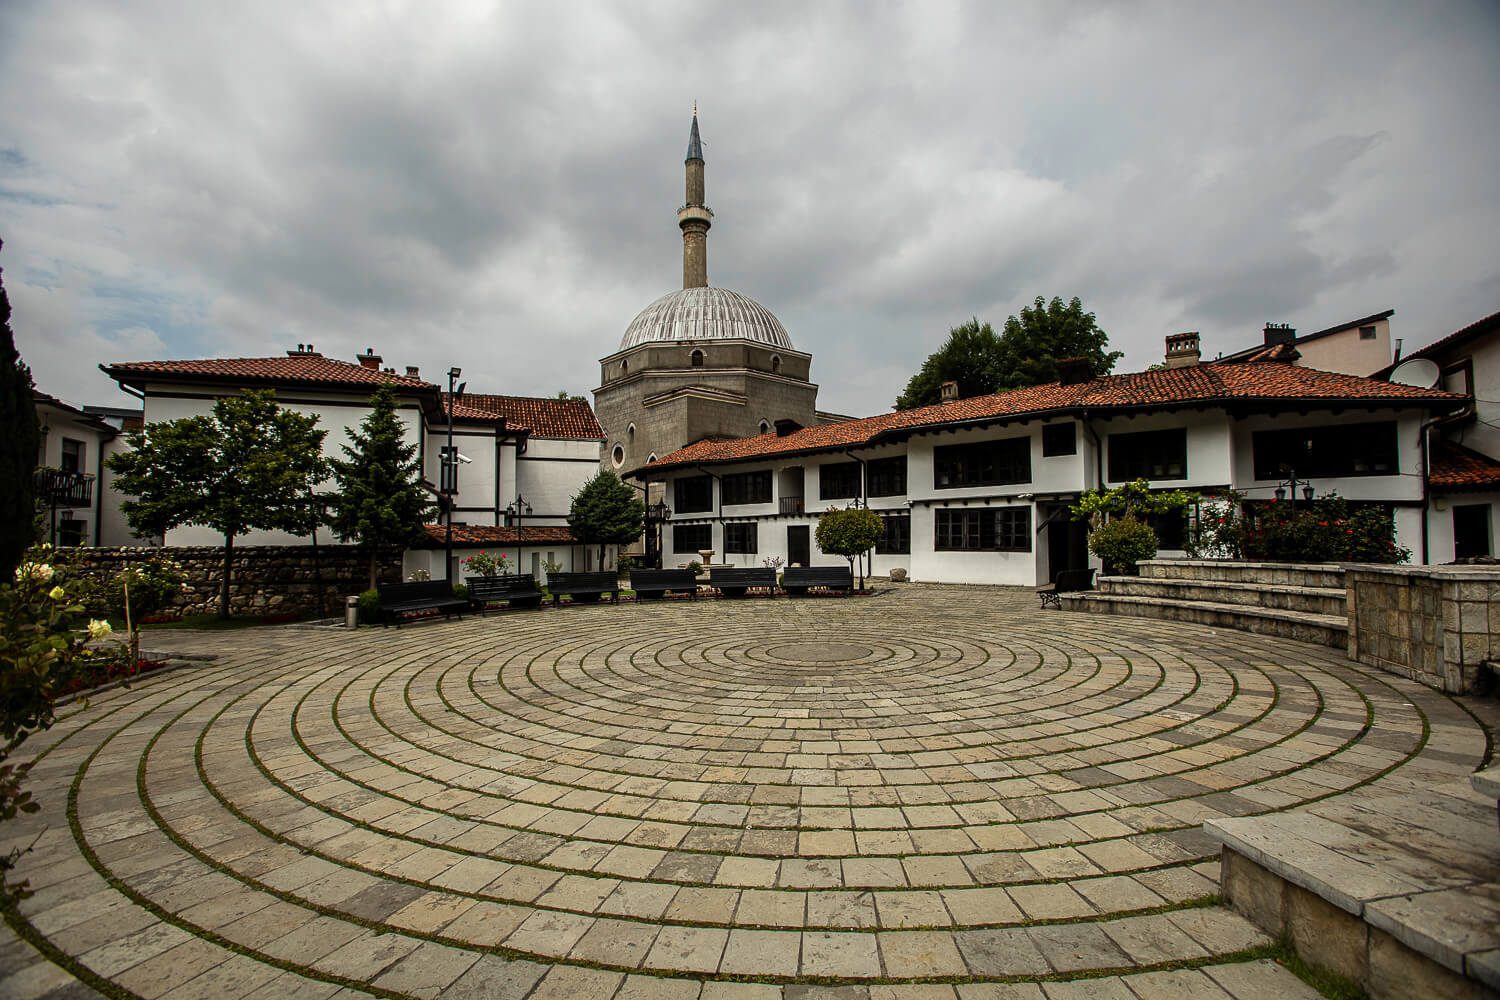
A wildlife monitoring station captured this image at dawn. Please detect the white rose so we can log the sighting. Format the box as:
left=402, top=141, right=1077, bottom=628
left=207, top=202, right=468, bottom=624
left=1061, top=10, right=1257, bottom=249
left=48, top=585, right=66, bottom=600
left=87, top=619, right=113, bottom=641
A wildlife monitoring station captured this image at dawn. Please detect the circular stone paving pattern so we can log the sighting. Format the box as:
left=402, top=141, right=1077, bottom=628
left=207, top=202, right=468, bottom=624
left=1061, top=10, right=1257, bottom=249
left=1, top=586, right=1487, bottom=997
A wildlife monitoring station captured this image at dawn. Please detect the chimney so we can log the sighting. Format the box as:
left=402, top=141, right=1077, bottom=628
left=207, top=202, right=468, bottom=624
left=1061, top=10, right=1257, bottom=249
left=1057, top=357, right=1094, bottom=386
left=286, top=343, right=321, bottom=357
left=357, top=347, right=382, bottom=369
left=1263, top=322, right=1296, bottom=347
left=405, top=366, right=420, bottom=378
left=940, top=380, right=959, bottom=403
left=1163, top=332, right=1201, bottom=369
left=774, top=418, right=803, bottom=437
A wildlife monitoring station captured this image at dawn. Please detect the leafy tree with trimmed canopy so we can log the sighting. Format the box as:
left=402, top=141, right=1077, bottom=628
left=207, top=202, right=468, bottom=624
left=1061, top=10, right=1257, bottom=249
left=107, top=390, right=327, bottom=617
left=896, top=297, right=1122, bottom=409
left=568, top=469, right=645, bottom=570
left=327, top=384, right=436, bottom=589
left=815, top=505, right=883, bottom=589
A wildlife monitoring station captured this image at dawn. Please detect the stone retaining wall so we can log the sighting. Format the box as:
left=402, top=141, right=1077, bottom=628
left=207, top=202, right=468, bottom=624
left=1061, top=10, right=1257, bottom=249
left=60, top=544, right=402, bottom=618
left=1346, top=564, right=1500, bottom=694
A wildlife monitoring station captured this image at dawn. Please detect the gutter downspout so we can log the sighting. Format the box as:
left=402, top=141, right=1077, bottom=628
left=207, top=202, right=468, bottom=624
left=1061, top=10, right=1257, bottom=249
left=1079, top=412, right=1103, bottom=490
left=1419, top=405, right=1471, bottom=565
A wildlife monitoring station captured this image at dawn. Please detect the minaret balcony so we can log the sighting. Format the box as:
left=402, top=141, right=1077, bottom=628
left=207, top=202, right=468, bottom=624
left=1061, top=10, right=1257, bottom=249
left=676, top=205, right=714, bottom=225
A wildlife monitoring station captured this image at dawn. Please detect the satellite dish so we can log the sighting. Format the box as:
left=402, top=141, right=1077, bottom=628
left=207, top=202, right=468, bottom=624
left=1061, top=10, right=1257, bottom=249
left=1389, top=358, right=1441, bottom=389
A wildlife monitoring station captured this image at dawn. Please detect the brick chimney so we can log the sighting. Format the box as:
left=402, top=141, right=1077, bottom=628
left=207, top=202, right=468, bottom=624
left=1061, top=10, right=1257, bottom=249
left=286, top=343, right=320, bottom=357
left=1263, top=323, right=1295, bottom=347
left=1163, top=332, right=1201, bottom=369
left=1056, top=357, right=1094, bottom=386
left=405, top=366, right=420, bottom=379
left=940, top=380, right=959, bottom=403
left=357, top=347, right=382, bottom=369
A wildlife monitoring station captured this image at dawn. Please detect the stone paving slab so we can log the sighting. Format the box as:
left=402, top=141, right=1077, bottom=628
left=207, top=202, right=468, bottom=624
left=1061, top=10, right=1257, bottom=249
left=0, top=586, right=1489, bottom=995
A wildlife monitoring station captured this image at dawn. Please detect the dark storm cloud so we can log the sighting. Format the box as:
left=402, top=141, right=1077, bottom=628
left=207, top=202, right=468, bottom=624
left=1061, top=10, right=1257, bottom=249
left=1, top=0, right=1496, bottom=418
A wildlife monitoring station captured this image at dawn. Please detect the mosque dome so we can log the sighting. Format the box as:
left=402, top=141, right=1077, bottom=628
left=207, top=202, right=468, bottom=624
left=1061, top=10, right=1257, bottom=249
left=620, top=286, right=794, bottom=351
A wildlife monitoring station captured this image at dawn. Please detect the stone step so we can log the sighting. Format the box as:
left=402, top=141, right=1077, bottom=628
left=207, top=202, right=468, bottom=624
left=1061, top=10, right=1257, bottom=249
left=1207, top=779, right=1500, bottom=1000
left=1063, top=592, right=1348, bottom=648
left=1139, top=559, right=1346, bottom=590
left=1097, top=575, right=1347, bottom=616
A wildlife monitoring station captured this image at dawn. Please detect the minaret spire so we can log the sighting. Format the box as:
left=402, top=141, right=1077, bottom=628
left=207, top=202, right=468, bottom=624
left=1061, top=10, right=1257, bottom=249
left=677, top=104, right=712, bottom=289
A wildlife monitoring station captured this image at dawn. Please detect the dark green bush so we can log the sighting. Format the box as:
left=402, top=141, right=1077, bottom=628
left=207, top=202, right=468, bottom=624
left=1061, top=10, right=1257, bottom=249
left=1242, top=494, right=1408, bottom=564
left=356, top=588, right=381, bottom=625
left=1088, top=516, right=1159, bottom=575
left=451, top=582, right=469, bottom=601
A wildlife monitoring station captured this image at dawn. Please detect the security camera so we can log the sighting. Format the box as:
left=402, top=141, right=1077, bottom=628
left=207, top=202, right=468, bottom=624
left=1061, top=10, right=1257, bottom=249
left=455, top=452, right=474, bottom=464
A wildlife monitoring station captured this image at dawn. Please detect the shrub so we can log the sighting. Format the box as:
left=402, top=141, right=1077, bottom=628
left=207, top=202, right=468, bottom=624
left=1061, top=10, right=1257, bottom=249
left=356, top=588, right=381, bottom=625
left=1088, top=516, right=1159, bottom=575
left=462, top=550, right=510, bottom=577
left=684, top=560, right=702, bottom=575
left=106, top=556, right=188, bottom=623
left=1, top=551, right=113, bottom=902
left=451, top=583, right=469, bottom=601
left=1241, top=494, right=1408, bottom=564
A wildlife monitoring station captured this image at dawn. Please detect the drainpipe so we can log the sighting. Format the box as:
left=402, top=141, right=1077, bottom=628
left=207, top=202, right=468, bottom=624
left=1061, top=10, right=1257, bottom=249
left=1419, top=406, right=1470, bottom=565
left=1079, top=412, right=1103, bottom=489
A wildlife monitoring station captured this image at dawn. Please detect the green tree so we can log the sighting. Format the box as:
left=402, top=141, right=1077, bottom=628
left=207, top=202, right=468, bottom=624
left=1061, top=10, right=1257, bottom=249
left=568, top=469, right=645, bottom=569
left=995, top=295, right=1121, bottom=390
left=814, top=505, right=883, bottom=589
left=327, top=385, right=435, bottom=589
left=107, top=390, right=327, bottom=617
left=895, top=319, right=1004, bottom=410
left=895, top=297, right=1122, bottom=409
left=0, top=240, right=40, bottom=581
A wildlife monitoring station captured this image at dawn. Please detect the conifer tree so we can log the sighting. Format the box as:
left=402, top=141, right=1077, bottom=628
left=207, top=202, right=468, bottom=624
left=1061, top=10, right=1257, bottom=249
left=327, top=384, right=435, bottom=588
left=568, top=469, right=644, bottom=569
left=0, top=240, right=40, bottom=581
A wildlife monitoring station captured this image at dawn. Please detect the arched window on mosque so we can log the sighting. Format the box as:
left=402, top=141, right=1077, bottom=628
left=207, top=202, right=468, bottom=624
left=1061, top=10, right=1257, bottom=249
left=771, top=354, right=782, bottom=374
left=691, top=349, right=704, bottom=367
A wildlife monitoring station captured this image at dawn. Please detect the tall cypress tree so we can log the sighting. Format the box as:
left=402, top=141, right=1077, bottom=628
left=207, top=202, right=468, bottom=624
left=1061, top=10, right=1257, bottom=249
left=327, top=384, right=435, bottom=589
left=0, top=240, right=40, bottom=580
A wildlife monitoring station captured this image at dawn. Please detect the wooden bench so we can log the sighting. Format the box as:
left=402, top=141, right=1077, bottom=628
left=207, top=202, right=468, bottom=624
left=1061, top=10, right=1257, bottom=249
left=376, top=580, right=469, bottom=627
left=546, top=571, right=621, bottom=606
left=1037, top=567, right=1096, bottom=609
left=710, top=567, right=778, bottom=598
left=630, top=568, right=700, bottom=600
left=782, top=565, right=854, bottom=596
left=465, top=574, right=544, bottom=613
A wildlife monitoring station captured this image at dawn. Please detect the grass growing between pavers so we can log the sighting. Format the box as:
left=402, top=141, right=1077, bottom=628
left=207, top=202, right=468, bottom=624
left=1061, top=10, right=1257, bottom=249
left=1272, top=938, right=1369, bottom=1000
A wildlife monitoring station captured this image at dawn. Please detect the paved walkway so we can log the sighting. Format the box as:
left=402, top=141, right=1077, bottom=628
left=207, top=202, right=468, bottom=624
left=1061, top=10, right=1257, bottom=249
left=0, top=585, right=1489, bottom=998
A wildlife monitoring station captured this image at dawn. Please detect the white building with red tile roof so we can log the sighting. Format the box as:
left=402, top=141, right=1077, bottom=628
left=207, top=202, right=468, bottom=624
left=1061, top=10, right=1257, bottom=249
left=103, top=346, right=608, bottom=580
left=627, top=345, right=1466, bottom=586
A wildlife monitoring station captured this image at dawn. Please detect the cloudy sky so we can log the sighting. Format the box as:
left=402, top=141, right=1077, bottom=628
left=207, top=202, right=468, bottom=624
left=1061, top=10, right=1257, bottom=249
left=2, top=1, right=1497, bottom=417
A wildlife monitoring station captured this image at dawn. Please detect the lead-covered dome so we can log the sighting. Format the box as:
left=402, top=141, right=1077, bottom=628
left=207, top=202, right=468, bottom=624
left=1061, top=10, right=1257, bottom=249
left=621, top=286, right=794, bottom=351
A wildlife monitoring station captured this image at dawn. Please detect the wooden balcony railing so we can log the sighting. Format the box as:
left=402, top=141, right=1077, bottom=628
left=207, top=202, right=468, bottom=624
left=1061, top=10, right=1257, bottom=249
left=779, top=496, right=804, bottom=515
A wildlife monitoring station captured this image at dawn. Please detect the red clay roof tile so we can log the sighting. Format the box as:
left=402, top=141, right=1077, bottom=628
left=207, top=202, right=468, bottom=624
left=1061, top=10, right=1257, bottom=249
left=103, top=355, right=434, bottom=391
left=635, top=361, right=1462, bottom=475
left=1429, top=441, right=1500, bottom=492
left=443, top=394, right=603, bottom=439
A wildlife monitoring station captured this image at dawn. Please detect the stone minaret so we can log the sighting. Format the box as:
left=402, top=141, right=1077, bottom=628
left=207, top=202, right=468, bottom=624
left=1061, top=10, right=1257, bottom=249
left=677, top=106, right=713, bottom=288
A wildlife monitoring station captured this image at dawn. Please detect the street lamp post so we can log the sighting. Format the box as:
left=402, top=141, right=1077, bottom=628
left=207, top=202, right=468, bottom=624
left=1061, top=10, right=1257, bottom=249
left=444, top=367, right=465, bottom=582
left=506, top=493, right=533, bottom=569
left=1274, top=468, right=1316, bottom=509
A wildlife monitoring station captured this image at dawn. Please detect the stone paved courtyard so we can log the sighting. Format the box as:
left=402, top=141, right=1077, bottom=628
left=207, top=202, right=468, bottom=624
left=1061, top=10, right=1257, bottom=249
left=0, top=585, right=1490, bottom=998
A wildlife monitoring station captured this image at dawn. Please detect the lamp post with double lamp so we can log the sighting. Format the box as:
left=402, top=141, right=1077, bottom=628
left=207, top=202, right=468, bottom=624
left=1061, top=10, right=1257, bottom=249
left=443, top=367, right=465, bottom=582
left=1274, top=467, right=1316, bottom=509
left=506, top=493, right=532, bottom=569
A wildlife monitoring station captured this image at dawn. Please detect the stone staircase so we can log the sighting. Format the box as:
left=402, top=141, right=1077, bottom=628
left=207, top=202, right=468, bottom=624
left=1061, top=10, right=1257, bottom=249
left=1063, top=559, right=1349, bottom=648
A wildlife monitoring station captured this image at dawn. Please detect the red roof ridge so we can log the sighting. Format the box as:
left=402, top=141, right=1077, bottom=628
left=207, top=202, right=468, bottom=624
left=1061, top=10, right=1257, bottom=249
left=632, top=361, right=1462, bottom=476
